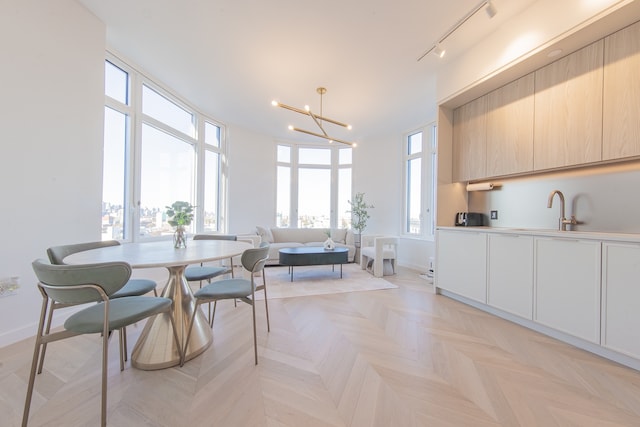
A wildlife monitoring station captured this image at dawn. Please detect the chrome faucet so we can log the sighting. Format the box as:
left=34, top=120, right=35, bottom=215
left=547, top=190, right=577, bottom=231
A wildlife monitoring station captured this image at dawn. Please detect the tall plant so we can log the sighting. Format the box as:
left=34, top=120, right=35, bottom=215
left=348, top=192, right=374, bottom=236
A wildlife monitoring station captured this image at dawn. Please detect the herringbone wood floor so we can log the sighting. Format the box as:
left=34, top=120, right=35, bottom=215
left=3, top=265, right=640, bottom=426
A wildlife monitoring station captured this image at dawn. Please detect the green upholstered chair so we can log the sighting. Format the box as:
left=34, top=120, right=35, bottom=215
left=41, top=240, right=158, bottom=373
left=23, top=259, right=182, bottom=427
left=184, top=234, right=237, bottom=321
left=183, top=245, right=270, bottom=365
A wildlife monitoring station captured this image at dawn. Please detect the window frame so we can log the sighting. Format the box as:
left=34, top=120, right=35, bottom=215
left=402, top=122, right=437, bottom=240
left=103, top=52, right=227, bottom=242
left=276, top=141, right=352, bottom=229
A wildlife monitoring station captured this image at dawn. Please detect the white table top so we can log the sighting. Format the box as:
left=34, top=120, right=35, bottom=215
left=64, top=240, right=251, bottom=268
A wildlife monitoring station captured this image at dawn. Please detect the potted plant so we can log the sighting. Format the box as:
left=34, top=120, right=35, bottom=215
left=165, top=201, right=195, bottom=248
left=347, top=192, right=374, bottom=248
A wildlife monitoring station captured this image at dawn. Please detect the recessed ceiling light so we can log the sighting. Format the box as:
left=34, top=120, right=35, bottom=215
left=547, top=49, right=563, bottom=58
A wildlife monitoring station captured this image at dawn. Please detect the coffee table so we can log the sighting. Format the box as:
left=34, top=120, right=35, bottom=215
left=279, top=247, right=349, bottom=282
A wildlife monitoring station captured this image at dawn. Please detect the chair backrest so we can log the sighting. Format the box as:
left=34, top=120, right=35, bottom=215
left=240, top=246, right=269, bottom=273
left=193, top=234, right=237, bottom=241
left=32, top=259, right=131, bottom=304
left=47, top=240, right=120, bottom=265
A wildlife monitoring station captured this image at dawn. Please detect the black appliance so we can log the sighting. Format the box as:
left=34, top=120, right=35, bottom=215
left=455, top=212, right=485, bottom=227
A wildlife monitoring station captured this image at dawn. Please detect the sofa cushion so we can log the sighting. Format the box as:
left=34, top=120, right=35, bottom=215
left=330, top=228, right=347, bottom=244
left=256, top=226, right=274, bottom=243
left=271, top=227, right=329, bottom=244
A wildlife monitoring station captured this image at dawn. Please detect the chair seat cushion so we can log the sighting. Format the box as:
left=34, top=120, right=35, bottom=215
left=194, top=278, right=252, bottom=300
left=111, top=278, right=156, bottom=298
left=361, top=247, right=396, bottom=259
left=184, top=266, right=230, bottom=281
left=64, top=297, right=172, bottom=333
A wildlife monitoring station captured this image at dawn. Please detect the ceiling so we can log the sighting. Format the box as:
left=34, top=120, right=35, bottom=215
left=77, top=0, right=538, bottom=146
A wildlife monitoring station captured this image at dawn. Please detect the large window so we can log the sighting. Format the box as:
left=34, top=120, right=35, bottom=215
left=403, top=124, right=437, bottom=238
left=102, top=56, right=225, bottom=241
left=277, top=144, right=352, bottom=228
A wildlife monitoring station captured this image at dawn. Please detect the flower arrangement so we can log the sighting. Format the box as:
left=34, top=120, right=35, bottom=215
left=165, top=201, right=195, bottom=228
left=165, top=201, right=194, bottom=248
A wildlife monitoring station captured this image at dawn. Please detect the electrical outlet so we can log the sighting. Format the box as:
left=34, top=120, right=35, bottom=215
left=490, top=210, right=498, bottom=220
left=0, top=276, right=20, bottom=298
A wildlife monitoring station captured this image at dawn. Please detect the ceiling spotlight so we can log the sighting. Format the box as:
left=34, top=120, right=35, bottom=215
left=433, top=45, right=446, bottom=58
left=485, top=1, right=497, bottom=18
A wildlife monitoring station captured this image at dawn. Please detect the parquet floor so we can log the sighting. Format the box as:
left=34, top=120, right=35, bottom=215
left=3, top=266, right=640, bottom=426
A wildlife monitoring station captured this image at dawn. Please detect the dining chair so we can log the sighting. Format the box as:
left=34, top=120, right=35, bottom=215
left=23, top=259, right=182, bottom=427
left=42, top=240, right=158, bottom=373
left=185, top=234, right=237, bottom=321
left=182, top=245, right=270, bottom=365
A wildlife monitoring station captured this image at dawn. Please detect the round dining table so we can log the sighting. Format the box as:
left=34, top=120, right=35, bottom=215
left=64, top=239, right=251, bottom=370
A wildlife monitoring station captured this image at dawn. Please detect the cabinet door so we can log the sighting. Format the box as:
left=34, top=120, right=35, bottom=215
left=534, top=41, right=603, bottom=170
left=534, top=238, right=601, bottom=343
left=488, top=234, right=534, bottom=319
left=602, top=242, right=640, bottom=358
left=603, top=20, right=640, bottom=160
left=453, top=96, right=487, bottom=182
left=486, top=74, right=534, bottom=177
left=436, top=230, right=487, bottom=303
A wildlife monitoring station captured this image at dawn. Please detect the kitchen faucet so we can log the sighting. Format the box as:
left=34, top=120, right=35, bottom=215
left=547, top=190, right=577, bottom=231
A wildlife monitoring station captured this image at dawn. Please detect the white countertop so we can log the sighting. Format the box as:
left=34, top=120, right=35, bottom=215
left=437, top=226, right=640, bottom=243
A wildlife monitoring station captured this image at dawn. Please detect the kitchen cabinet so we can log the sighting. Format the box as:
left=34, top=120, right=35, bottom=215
left=534, top=237, right=601, bottom=343
left=436, top=230, right=487, bottom=303
left=487, top=233, right=534, bottom=319
left=603, top=20, right=640, bottom=160
left=453, top=96, right=486, bottom=182
left=486, top=74, right=535, bottom=177
left=602, top=242, right=640, bottom=359
left=533, top=40, right=604, bottom=170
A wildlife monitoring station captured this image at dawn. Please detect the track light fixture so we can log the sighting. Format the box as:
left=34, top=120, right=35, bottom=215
left=485, top=1, right=497, bottom=18
left=417, top=0, right=498, bottom=62
left=432, top=44, right=446, bottom=58
left=272, top=87, right=355, bottom=147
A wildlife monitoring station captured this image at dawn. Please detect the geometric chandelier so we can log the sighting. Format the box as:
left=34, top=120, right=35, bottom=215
left=271, top=87, right=356, bottom=147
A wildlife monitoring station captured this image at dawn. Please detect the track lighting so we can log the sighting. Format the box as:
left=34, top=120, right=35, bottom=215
left=485, top=1, right=497, bottom=18
left=417, top=0, right=498, bottom=62
left=433, top=45, right=446, bottom=58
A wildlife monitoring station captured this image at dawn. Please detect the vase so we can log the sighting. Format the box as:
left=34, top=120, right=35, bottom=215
left=323, top=237, right=335, bottom=251
left=173, top=226, right=187, bottom=248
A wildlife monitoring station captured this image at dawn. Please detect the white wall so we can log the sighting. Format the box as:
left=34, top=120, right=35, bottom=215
left=226, top=124, right=277, bottom=235
left=0, top=0, right=105, bottom=346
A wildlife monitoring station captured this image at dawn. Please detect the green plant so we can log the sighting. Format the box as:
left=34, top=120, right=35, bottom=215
left=347, top=192, right=374, bottom=234
left=165, top=201, right=195, bottom=228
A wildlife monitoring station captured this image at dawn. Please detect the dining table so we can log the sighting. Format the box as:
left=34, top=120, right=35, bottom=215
left=64, top=239, right=251, bottom=370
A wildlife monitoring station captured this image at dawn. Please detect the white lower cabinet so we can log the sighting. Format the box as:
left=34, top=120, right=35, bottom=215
left=534, top=238, right=601, bottom=344
left=488, top=234, right=534, bottom=319
left=602, top=242, right=640, bottom=359
left=436, top=230, right=487, bottom=303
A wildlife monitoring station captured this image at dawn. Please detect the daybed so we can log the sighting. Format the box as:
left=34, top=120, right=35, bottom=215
left=255, top=226, right=356, bottom=265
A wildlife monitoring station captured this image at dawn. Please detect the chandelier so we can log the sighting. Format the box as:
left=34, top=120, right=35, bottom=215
left=271, top=87, right=355, bottom=146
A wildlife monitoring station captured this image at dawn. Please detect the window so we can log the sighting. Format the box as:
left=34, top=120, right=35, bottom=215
left=102, top=55, right=226, bottom=241
left=276, top=144, right=352, bottom=228
left=403, top=124, right=437, bottom=238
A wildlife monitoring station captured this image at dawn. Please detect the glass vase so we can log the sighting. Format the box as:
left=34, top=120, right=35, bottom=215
left=173, top=226, right=187, bottom=248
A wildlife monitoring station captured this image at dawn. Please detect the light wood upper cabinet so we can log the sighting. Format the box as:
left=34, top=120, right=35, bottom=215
left=603, top=20, right=640, bottom=160
left=453, top=96, right=487, bottom=181
left=533, top=40, right=604, bottom=170
left=486, top=74, right=534, bottom=177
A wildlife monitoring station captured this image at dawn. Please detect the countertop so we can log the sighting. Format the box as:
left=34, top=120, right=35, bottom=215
left=437, top=226, right=640, bottom=243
